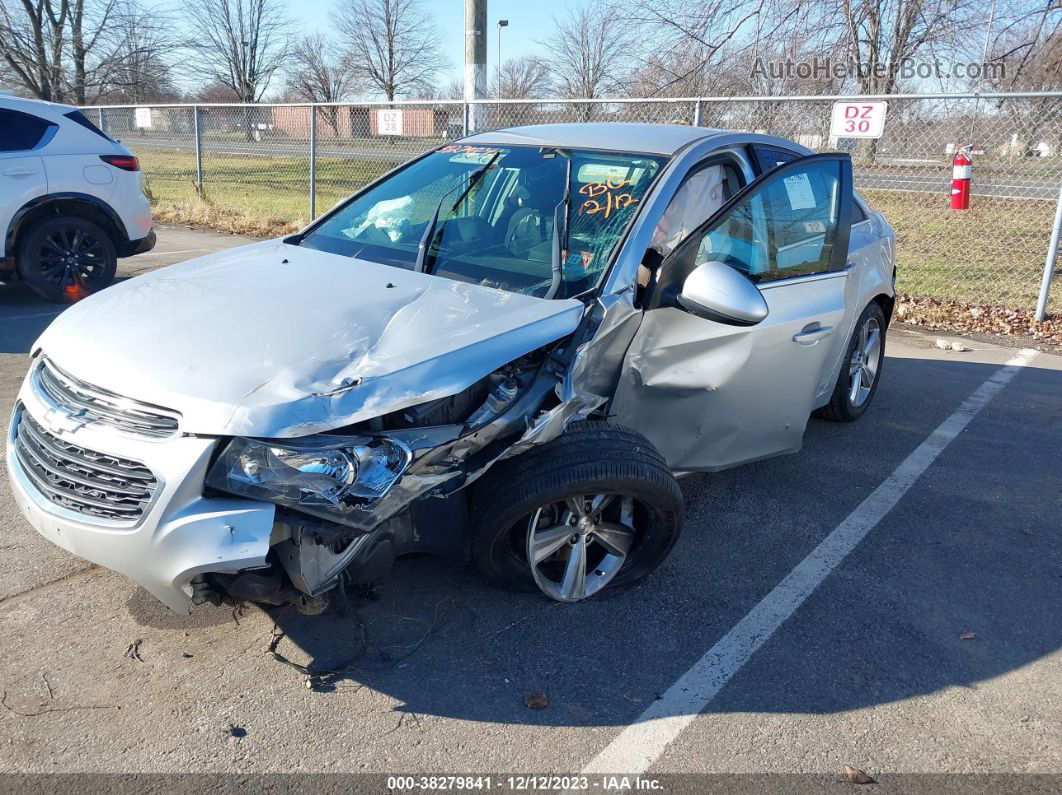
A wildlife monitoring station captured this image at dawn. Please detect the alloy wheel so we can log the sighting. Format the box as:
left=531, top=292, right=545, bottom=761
left=36, top=228, right=108, bottom=295
left=526, top=493, right=639, bottom=602
left=848, top=316, right=882, bottom=407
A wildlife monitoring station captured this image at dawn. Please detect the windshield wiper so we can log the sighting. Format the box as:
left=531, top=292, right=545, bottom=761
left=544, top=153, right=573, bottom=300
left=414, top=151, right=502, bottom=275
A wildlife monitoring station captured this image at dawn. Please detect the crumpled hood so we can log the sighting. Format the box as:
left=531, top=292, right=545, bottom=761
left=37, top=241, right=584, bottom=437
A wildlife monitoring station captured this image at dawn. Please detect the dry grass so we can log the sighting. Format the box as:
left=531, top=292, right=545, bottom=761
left=150, top=198, right=300, bottom=238
left=862, top=189, right=1058, bottom=309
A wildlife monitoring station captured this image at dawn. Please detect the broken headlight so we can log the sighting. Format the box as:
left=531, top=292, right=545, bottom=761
left=206, top=436, right=412, bottom=511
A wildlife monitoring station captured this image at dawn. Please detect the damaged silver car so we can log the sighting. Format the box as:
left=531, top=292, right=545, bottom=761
left=7, top=123, right=894, bottom=612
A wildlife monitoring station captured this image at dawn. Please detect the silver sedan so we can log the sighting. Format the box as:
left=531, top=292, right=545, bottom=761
left=8, top=123, right=894, bottom=611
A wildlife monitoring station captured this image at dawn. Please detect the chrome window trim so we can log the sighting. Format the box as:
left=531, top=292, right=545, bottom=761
left=757, top=270, right=850, bottom=290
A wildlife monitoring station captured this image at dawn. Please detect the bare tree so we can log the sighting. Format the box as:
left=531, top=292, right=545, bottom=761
left=286, top=33, right=357, bottom=134
left=981, top=3, right=1062, bottom=154
left=184, top=0, right=290, bottom=103
left=99, top=1, right=178, bottom=103
left=984, top=1, right=1062, bottom=92
left=622, top=0, right=817, bottom=98
left=831, top=0, right=979, bottom=94
left=539, top=4, right=638, bottom=108
left=490, top=56, right=550, bottom=99
left=0, top=0, right=123, bottom=102
left=287, top=34, right=355, bottom=103
left=333, top=0, right=447, bottom=101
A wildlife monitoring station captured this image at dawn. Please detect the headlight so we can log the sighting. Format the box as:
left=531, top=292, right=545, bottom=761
left=206, top=436, right=412, bottom=512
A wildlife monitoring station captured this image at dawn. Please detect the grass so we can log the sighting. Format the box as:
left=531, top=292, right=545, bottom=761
left=136, top=148, right=1059, bottom=311
left=139, top=149, right=398, bottom=231
left=862, top=189, right=1059, bottom=309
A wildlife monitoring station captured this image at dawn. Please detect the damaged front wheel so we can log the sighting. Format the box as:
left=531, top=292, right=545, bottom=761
left=470, top=422, right=684, bottom=601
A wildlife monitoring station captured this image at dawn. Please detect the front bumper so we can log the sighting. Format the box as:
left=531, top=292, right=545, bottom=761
left=6, top=375, right=275, bottom=612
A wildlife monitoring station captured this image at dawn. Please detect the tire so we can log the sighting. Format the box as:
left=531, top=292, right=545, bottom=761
left=469, top=421, right=684, bottom=601
left=815, top=301, right=886, bottom=423
left=17, top=216, right=117, bottom=303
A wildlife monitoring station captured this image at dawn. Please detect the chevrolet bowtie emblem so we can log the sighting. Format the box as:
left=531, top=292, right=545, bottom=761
left=43, top=406, right=92, bottom=435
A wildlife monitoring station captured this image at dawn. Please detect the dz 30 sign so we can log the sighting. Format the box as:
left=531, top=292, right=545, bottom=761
left=830, top=101, right=888, bottom=139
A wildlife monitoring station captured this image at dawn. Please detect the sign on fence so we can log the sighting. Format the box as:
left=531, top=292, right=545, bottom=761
left=376, top=109, right=404, bottom=136
left=134, top=107, right=152, bottom=129
left=829, top=101, right=887, bottom=138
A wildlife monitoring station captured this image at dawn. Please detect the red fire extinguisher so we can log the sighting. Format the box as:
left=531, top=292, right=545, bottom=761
left=951, top=147, right=973, bottom=210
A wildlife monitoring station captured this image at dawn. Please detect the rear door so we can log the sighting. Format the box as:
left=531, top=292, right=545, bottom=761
left=0, top=108, right=54, bottom=257
left=611, top=154, right=854, bottom=471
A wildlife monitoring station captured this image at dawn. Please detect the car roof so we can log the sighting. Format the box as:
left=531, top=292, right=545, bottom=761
left=0, top=94, right=77, bottom=120
left=462, top=122, right=731, bottom=156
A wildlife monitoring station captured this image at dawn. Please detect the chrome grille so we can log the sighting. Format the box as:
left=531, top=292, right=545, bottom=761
left=13, top=408, right=158, bottom=523
left=35, top=358, right=179, bottom=439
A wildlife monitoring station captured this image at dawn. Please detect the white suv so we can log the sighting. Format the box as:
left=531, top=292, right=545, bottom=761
left=0, top=95, right=155, bottom=302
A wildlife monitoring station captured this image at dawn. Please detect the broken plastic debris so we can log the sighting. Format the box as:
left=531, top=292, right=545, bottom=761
left=843, top=766, right=875, bottom=784
left=935, top=338, right=971, bottom=352
left=524, top=692, right=549, bottom=710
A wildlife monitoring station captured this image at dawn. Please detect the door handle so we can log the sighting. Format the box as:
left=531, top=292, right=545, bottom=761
left=3, top=167, right=38, bottom=177
left=792, top=325, right=833, bottom=346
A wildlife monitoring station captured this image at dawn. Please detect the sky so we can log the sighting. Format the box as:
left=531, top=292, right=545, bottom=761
left=297, top=0, right=575, bottom=86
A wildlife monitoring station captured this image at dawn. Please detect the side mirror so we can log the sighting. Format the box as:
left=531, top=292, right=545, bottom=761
left=677, top=260, right=769, bottom=326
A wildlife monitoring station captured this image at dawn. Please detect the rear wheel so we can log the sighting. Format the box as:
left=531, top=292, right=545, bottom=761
left=470, top=421, right=684, bottom=601
left=18, top=216, right=117, bottom=303
left=815, top=302, right=886, bottom=422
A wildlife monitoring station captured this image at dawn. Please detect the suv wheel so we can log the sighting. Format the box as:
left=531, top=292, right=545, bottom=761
left=18, top=216, right=117, bottom=303
left=470, top=421, right=684, bottom=602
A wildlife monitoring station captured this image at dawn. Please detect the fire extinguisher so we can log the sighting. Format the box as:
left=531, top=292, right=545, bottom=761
left=951, top=147, right=973, bottom=210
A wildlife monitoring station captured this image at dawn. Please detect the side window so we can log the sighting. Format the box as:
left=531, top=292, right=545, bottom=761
left=751, top=146, right=800, bottom=173
left=851, top=195, right=869, bottom=223
left=0, top=109, right=55, bottom=152
left=694, top=159, right=844, bottom=282
left=650, top=160, right=743, bottom=258
left=63, top=110, right=116, bottom=143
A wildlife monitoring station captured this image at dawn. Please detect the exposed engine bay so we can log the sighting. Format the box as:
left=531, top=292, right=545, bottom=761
left=195, top=332, right=597, bottom=612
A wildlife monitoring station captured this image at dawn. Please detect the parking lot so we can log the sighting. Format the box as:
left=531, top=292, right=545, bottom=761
left=0, top=226, right=1060, bottom=782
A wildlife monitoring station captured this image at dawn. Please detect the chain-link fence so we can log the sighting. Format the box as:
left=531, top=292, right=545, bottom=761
left=86, top=92, right=1062, bottom=317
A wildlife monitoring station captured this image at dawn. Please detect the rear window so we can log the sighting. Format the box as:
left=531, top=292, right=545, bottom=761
left=63, top=110, right=116, bottom=143
left=0, top=109, right=57, bottom=152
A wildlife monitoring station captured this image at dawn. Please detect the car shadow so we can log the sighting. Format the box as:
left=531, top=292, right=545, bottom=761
left=0, top=275, right=137, bottom=354
left=234, top=354, right=1061, bottom=728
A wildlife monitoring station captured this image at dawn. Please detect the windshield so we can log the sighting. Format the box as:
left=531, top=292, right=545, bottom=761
left=299, top=144, right=666, bottom=298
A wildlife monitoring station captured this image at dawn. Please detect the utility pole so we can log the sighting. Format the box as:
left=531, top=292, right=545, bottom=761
left=464, top=0, right=487, bottom=132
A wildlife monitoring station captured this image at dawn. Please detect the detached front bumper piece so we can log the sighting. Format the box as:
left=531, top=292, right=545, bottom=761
left=6, top=382, right=275, bottom=612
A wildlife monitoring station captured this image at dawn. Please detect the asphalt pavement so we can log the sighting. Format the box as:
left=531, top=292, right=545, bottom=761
left=0, top=226, right=1059, bottom=785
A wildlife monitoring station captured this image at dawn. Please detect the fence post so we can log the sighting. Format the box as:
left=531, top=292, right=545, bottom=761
left=462, top=102, right=469, bottom=137
left=693, top=99, right=702, bottom=127
left=1034, top=181, right=1062, bottom=321
left=193, top=106, right=203, bottom=199
left=309, top=106, right=318, bottom=220
left=97, top=107, right=105, bottom=133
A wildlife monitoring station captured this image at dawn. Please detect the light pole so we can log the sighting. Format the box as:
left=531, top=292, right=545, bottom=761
left=497, top=19, right=508, bottom=77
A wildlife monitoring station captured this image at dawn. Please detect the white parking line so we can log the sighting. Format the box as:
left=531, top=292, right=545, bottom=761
left=0, top=309, right=63, bottom=323
left=123, top=248, right=203, bottom=258
left=581, top=348, right=1039, bottom=775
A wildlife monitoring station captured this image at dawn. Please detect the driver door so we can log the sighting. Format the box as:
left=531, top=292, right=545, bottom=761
left=611, top=154, right=854, bottom=472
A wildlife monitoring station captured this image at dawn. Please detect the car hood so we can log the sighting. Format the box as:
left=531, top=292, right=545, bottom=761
left=36, top=241, right=585, bottom=437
